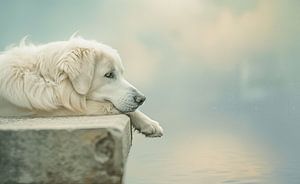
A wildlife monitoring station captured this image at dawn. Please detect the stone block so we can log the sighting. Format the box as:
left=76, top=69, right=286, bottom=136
left=0, top=115, right=131, bottom=184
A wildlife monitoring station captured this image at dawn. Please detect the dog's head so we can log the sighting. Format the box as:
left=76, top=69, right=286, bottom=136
left=59, top=37, right=145, bottom=113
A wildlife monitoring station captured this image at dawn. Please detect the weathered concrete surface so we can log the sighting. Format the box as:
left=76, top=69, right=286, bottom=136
left=0, top=115, right=132, bottom=184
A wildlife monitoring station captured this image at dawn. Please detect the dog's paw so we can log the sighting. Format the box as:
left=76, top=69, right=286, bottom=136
left=138, top=120, right=163, bottom=138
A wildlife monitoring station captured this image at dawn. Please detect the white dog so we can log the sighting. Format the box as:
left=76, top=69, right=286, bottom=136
left=0, top=36, right=163, bottom=137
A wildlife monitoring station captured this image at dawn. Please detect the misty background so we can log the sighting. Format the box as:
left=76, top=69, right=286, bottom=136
left=0, top=1, right=299, bottom=183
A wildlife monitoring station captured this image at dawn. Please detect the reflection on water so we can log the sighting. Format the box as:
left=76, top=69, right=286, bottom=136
left=169, top=134, right=271, bottom=183
left=126, top=127, right=274, bottom=184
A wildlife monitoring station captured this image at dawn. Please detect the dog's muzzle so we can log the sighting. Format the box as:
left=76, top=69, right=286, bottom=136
left=114, top=90, right=146, bottom=113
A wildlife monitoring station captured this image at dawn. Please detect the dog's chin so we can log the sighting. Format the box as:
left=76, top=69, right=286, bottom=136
left=113, top=104, right=139, bottom=114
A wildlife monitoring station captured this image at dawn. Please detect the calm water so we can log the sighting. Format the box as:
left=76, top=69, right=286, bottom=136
left=125, top=92, right=300, bottom=184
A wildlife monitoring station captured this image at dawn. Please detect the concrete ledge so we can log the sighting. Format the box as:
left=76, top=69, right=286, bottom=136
left=0, top=115, right=132, bottom=184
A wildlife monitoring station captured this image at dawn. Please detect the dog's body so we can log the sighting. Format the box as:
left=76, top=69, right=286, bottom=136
left=0, top=36, right=163, bottom=137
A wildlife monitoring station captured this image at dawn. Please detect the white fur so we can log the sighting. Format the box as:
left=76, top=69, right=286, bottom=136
left=0, top=36, right=163, bottom=137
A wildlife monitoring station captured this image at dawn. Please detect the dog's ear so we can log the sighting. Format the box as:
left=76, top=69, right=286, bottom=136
left=58, top=48, right=96, bottom=95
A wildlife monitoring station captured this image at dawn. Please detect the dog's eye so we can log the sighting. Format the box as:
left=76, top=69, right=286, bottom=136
left=104, top=72, right=115, bottom=79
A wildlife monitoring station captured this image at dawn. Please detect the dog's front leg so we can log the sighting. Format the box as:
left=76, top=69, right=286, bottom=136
left=128, top=110, right=163, bottom=137
left=85, top=102, right=163, bottom=137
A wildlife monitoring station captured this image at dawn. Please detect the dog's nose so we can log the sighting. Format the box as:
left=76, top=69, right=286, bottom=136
left=134, top=95, right=146, bottom=105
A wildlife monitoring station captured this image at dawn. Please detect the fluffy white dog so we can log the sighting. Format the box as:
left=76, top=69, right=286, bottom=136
left=0, top=36, right=163, bottom=137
